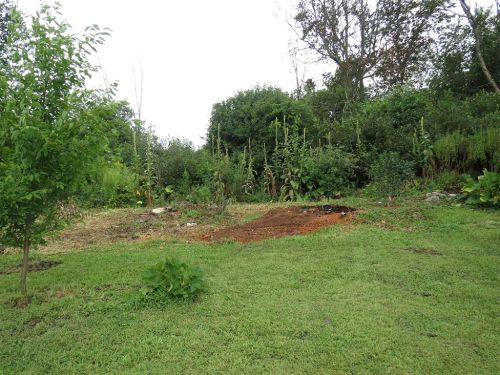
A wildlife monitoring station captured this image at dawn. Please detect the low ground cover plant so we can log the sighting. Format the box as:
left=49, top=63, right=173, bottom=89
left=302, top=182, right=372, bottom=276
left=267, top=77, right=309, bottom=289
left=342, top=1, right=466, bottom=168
left=140, top=258, right=205, bottom=303
left=462, top=169, right=500, bottom=207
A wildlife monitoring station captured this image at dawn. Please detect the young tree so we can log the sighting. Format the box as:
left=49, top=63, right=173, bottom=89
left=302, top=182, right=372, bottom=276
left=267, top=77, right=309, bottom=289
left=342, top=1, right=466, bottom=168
left=0, top=4, right=109, bottom=294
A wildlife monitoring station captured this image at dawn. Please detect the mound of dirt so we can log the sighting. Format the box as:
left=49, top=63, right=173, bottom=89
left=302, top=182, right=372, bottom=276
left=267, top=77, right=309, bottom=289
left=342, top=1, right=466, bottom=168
left=202, top=205, right=355, bottom=243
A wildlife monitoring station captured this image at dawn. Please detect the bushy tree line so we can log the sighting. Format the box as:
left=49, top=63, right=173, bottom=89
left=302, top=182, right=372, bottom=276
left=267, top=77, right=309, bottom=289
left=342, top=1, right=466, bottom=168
left=77, top=1, right=500, bottom=206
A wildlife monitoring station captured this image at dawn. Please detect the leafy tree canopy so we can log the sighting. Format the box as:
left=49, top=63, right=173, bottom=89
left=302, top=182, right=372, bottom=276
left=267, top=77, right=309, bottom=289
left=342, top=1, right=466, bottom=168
left=207, top=86, right=317, bottom=161
left=0, top=4, right=110, bottom=293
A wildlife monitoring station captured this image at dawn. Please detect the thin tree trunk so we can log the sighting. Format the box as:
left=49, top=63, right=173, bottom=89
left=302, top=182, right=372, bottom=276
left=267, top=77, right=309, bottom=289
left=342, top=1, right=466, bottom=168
left=460, top=0, right=500, bottom=93
left=474, top=39, right=499, bottom=93
left=20, top=230, right=31, bottom=295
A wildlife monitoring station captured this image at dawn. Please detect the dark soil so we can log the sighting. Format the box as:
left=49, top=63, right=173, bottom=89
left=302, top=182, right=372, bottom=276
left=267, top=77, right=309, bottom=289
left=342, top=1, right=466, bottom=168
left=202, top=205, right=355, bottom=243
left=0, top=260, right=62, bottom=275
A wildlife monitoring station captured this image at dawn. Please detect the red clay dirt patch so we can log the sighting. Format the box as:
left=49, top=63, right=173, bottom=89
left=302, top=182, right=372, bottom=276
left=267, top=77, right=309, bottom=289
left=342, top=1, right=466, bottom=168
left=202, top=205, right=355, bottom=243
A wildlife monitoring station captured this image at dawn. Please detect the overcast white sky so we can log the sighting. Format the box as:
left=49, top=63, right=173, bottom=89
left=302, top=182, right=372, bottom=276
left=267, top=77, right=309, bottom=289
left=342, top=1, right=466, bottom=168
left=16, top=0, right=495, bottom=147
left=17, top=0, right=326, bottom=146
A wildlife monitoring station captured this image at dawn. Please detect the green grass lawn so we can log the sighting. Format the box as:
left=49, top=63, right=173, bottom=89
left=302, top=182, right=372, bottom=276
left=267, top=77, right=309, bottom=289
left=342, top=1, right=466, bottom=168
left=1, top=199, right=499, bottom=374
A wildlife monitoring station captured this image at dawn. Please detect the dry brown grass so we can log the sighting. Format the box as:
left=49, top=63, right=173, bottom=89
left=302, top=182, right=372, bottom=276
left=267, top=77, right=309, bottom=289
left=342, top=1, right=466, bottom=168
left=39, top=204, right=270, bottom=254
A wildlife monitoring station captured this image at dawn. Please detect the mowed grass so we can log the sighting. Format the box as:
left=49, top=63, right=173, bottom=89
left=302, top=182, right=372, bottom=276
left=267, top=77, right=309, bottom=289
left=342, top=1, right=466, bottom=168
left=1, top=199, right=499, bottom=374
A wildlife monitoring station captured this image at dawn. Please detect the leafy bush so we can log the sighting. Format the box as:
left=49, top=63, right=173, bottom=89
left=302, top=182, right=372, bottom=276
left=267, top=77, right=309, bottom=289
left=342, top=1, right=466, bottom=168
left=434, top=128, right=500, bottom=173
left=186, top=185, right=212, bottom=204
left=141, top=258, right=205, bottom=302
left=462, top=170, right=500, bottom=207
left=370, top=152, right=415, bottom=201
left=434, top=171, right=468, bottom=193
left=301, top=147, right=357, bottom=199
left=100, top=163, right=139, bottom=206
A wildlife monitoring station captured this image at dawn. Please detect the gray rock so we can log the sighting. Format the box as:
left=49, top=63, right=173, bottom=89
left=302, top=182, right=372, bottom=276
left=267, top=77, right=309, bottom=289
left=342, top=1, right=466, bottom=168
left=425, top=195, right=440, bottom=203
left=151, top=207, right=166, bottom=215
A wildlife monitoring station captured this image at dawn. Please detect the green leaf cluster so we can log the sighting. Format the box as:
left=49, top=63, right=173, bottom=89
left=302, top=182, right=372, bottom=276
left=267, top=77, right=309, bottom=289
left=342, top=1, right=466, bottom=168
left=141, top=258, right=205, bottom=302
left=463, top=170, right=500, bottom=207
left=0, top=4, right=109, bottom=249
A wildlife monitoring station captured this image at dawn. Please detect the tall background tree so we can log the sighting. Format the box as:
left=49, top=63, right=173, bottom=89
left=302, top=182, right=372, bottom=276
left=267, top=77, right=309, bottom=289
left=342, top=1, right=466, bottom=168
left=295, top=0, right=381, bottom=100
left=458, top=0, right=499, bottom=92
left=375, top=0, right=451, bottom=89
left=294, top=0, right=451, bottom=94
left=432, top=0, right=500, bottom=95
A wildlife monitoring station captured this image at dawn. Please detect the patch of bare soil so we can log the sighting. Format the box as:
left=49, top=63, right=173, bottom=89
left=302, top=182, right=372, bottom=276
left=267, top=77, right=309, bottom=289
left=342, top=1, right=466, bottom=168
left=0, top=260, right=62, bottom=275
left=202, top=205, right=355, bottom=243
left=39, top=205, right=238, bottom=253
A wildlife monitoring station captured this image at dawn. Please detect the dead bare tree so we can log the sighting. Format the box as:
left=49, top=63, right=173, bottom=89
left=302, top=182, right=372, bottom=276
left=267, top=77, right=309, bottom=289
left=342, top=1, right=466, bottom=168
left=289, top=44, right=307, bottom=99
left=459, top=0, right=500, bottom=92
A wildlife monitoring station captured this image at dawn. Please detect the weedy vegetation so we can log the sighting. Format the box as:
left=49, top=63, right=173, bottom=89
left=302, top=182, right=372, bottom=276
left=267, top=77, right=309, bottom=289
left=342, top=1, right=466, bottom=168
left=0, top=0, right=499, bottom=374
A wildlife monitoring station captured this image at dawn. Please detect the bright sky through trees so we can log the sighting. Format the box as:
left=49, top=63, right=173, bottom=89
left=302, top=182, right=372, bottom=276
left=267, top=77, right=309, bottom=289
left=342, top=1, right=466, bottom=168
left=16, top=0, right=496, bottom=146
left=17, top=0, right=326, bottom=146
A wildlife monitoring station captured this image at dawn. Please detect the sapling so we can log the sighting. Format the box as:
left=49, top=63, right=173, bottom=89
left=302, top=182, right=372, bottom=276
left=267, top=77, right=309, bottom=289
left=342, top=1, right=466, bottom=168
left=0, top=4, right=109, bottom=294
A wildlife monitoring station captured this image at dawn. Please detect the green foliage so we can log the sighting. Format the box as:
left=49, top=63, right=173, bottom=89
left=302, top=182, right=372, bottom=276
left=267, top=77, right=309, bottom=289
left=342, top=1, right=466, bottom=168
left=154, top=138, right=212, bottom=194
left=141, top=258, right=205, bottom=302
left=278, top=124, right=304, bottom=201
left=412, top=117, right=434, bottom=176
left=0, top=4, right=109, bottom=293
left=370, top=152, right=416, bottom=201
left=207, top=86, right=318, bottom=169
left=261, top=143, right=277, bottom=199
left=77, top=161, right=139, bottom=208
left=462, top=170, right=500, bottom=207
left=302, top=147, right=358, bottom=199
left=433, top=171, right=468, bottom=193
left=243, top=145, right=257, bottom=197
left=100, top=163, right=139, bottom=207
left=211, top=125, right=232, bottom=210
left=186, top=185, right=212, bottom=204
left=335, top=88, right=432, bottom=155
left=432, top=9, right=500, bottom=96
left=0, top=5, right=107, bottom=245
left=434, top=127, right=500, bottom=173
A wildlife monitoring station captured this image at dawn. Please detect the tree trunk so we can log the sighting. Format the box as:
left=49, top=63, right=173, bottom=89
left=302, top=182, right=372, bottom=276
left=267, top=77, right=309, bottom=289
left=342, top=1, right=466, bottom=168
left=474, top=38, right=500, bottom=93
left=20, top=230, right=31, bottom=295
left=459, top=0, right=500, bottom=93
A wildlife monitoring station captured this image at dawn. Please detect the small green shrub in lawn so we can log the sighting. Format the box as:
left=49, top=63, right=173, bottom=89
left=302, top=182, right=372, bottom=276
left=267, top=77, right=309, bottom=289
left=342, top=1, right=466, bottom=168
left=140, top=258, right=205, bottom=303
left=462, top=170, right=500, bottom=207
